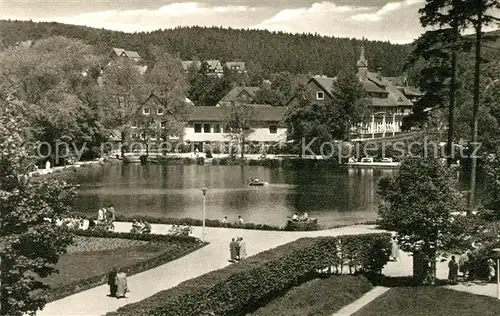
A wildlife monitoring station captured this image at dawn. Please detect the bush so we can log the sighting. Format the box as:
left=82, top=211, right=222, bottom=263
left=107, top=233, right=391, bottom=316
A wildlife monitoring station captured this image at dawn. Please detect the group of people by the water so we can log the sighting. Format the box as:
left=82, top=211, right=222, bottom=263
left=88, top=205, right=116, bottom=231
left=130, top=219, right=152, bottom=234
left=107, top=268, right=128, bottom=299
left=229, top=237, right=247, bottom=262
left=221, top=216, right=245, bottom=225
left=292, top=212, right=309, bottom=222
left=59, top=216, right=85, bottom=230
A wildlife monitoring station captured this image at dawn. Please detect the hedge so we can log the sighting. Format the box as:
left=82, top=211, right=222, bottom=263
left=68, top=212, right=379, bottom=232
left=106, top=233, right=391, bottom=316
left=43, top=229, right=206, bottom=302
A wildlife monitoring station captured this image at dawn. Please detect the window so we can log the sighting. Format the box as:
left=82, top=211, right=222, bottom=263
left=143, top=107, right=150, bottom=115
left=269, top=125, right=278, bottom=134
left=140, top=133, right=146, bottom=139
left=157, top=108, right=164, bottom=115
left=214, top=123, right=221, bottom=133
left=131, top=133, right=138, bottom=139
left=160, top=121, right=166, bottom=128
left=131, top=121, right=138, bottom=128
left=194, top=123, right=202, bottom=133
left=203, top=123, right=211, bottom=133
left=316, top=91, right=324, bottom=100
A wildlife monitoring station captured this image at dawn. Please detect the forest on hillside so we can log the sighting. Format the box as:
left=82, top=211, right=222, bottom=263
left=0, top=20, right=413, bottom=78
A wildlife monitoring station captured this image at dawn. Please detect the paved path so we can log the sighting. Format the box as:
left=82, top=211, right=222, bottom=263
left=332, top=286, right=390, bottom=316
left=37, top=223, right=500, bottom=316
left=37, top=223, right=386, bottom=316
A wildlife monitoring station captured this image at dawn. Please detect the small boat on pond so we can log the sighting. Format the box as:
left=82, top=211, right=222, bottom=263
left=248, top=177, right=269, bottom=186
left=248, top=181, right=269, bottom=186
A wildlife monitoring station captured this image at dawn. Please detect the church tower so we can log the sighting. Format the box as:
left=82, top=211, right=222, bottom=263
left=356, top=46, right=368, bottom=80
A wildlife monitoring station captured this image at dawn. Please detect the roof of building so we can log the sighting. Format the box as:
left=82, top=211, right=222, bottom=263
left=181, top=60, right=202, bottom=70
left=205, top=60, right=222, bottom=69
left=225, top=61, right=246, bottom=70
left=112, top=48, right=140, bottom=59
left=125, top=50, right=141, bottom=59
left=188, top=105, right=286, bottom=122
left=310, top=76, right=337, bottom=97
left=220, top=86, right=260, bottom=101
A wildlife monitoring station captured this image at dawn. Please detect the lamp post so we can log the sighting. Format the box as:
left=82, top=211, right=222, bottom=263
left=392, top=112, right=397, bottom=136
left=201, top=188, right=207, bottom=242
left=493, top=248, right=500, bottom=300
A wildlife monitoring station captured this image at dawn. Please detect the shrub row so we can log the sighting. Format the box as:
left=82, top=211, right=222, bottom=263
left=44, top=230, right=206, bottom=302
left=69, top=212, right=378, bottom=232
left=107, top=233, right=392, bottom=316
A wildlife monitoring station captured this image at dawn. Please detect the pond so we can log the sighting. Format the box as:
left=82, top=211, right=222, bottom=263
left=71, top=163, right=476, bottom=227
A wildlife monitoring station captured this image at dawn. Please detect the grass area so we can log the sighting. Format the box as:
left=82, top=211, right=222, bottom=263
left=42, top=235, right=204, bottom=301
left=44, top=243, right=170, bottom=287
left=353, top=287, right=500, bottom=316
left=247, top=275, right=373, bottom=316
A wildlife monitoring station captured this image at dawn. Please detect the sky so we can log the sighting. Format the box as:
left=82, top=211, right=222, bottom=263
left=0, top=0, right=498, bottom=44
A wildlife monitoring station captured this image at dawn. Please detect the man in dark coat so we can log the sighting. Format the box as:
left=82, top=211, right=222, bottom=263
left=229, top=238, right=238, bottom=262
left=107, top=268, right=118, bottom=297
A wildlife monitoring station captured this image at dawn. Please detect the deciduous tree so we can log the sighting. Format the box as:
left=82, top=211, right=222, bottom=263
left=222, top=103, right=256, bottom=159
left=378, top=155, right=476, bottom=285
left=0, top=99, right=76, bottom=316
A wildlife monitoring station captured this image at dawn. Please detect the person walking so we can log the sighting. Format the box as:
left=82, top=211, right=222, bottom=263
left=448, top=256, right=459, bottom=285
left=238, top=237, right=247, bottom=260
left=107, top=268, right=118, bottom=297
left=390, top=236, right=400, bottom=262
left=229, top=238, right=238, bottom=262
left=238, top=216, right=244, bottom=224
left=115, top=270, right=128, bottom=299
left=458, top=252, right=469, bottom=278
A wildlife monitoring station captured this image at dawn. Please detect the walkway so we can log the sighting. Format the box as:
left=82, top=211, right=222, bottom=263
left=332, top=286, right=390, bottom=316
left=37, top=223, right=500, bottom=316
left=37, top=223, right=386, bottom=316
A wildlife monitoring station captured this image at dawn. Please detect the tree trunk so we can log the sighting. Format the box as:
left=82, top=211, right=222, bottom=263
left=240, top=134, right=245, bottom=159
left=468, top=13, right=483, bottom=210
left=413, top=249, right=436, bottom=285
left=447, top=25, right=458, bottom=167
left=120, top=130, right=127, bottom=158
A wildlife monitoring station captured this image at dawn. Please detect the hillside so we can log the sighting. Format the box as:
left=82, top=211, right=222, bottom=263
left=0, top=20, right=412, bottom=77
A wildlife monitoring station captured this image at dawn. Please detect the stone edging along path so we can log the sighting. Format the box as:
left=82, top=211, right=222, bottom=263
left=36, top=223, right=388, bottom=316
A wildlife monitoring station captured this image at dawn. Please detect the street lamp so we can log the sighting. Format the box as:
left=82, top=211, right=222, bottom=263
left=493, top=248, right=500, bottom=300
left=201, top=188, right=208, bottom=242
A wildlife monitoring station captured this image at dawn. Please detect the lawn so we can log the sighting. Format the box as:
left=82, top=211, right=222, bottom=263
left=247, top=275, right=373, bottom=316
left=42, top=235, right=204, bottom=301
left=353, top=287, right=500, bottom=316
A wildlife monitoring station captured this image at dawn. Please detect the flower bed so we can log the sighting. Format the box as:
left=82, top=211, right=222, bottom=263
left=106, top=233, right=391, bottom=316
left=43, top=230, right=206, bottom=302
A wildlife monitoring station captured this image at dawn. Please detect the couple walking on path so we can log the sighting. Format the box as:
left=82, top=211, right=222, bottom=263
left=107, top=268, right=129, bottom=299
left=229, top=237, right=247, bottom=262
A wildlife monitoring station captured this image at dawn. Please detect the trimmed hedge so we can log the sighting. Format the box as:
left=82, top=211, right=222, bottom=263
left=107, top=233, right=391, bottom=316
left=44, top=229, right=206, bottom=302
left=69, top=212, right=379, bottom=232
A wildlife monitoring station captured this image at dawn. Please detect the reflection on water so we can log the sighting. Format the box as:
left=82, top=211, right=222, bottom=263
left=72, top=164, right=400, bottom=226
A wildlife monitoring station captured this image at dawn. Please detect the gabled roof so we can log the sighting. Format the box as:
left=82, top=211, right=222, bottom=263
left=220, top=86, right=259, bottom=101
left=188, top=105, right=286, bottom=122
left=206, top=60, right=222, bottom=69
left=310, top=76, right=337, bottom=98
left=111, top=48, right=140, bottom=59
